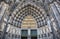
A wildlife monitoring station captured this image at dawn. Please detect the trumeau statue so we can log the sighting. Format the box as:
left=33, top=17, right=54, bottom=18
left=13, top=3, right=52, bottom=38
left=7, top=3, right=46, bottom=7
left=0, top=0, right=60, bottom=39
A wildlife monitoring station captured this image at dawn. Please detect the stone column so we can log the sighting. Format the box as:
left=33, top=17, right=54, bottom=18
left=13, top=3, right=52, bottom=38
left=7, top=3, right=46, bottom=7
left=28, top=29, right=31, bottom=39
left=50, top=2, right=60, bottom=29
left=37, top=29, right=40, bottom=39
left=20, top=29, right=21, bottom=39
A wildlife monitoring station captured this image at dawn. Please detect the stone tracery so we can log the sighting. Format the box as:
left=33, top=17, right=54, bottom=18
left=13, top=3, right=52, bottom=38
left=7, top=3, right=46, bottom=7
left=8, top=4, right=47, bottom=28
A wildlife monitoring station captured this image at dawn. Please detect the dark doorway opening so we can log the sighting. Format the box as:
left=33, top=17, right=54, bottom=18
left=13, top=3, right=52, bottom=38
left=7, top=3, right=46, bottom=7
left=21, top=37, right=27, bottom=39
left=31, top=37, right=37, bottom=39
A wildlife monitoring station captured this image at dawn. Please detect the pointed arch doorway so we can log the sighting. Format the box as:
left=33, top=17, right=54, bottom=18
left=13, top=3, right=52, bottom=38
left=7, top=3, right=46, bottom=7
left=4, top=3, right=48, bottom=39
left=12, top=4, right=47, bottom=39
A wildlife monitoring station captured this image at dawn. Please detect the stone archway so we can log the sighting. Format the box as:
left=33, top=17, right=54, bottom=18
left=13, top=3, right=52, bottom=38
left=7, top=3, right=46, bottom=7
left=8, top=4, right=47, bottom=28
left=2, top=3, right=52, bottom=39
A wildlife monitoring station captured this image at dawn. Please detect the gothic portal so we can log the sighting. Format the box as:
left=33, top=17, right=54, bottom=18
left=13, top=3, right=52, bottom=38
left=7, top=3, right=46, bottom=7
left=0, top=0, right=60, bottom=39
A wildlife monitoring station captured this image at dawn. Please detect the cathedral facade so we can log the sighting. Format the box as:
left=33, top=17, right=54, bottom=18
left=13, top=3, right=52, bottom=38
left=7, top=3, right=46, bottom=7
left=0, top=0, right=60, bottom=39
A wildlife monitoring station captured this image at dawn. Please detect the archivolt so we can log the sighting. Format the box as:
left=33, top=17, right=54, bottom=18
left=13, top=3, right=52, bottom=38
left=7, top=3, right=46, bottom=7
left=8, top=4, right=47, bottom=28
